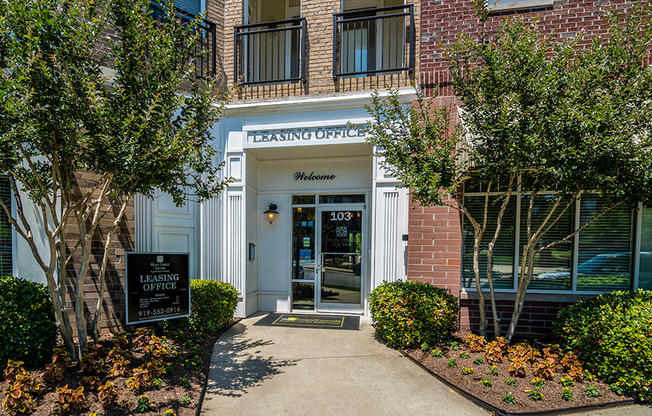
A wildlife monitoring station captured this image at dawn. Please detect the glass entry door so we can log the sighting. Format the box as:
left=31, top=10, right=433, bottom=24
left=316, top=206, right=364, bottom=312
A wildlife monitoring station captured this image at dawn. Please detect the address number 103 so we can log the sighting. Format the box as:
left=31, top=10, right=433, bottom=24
left=330, top=211, right=354, bottom=221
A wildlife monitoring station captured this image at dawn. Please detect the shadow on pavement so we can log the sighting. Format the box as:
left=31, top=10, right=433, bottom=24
left=206, top=327, right=298, bottom=397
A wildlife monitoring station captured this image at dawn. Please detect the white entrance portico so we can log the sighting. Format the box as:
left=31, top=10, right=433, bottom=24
left=218, top=92, right=412, bottom=317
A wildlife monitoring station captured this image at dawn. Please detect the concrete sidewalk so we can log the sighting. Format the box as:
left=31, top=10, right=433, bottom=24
left=200, top=313, right=652, bottom=416
left=200, top=313, right=487, bottom=416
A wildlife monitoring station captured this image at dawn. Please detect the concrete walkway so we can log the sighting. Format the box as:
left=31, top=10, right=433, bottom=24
left=201, top=313, right=487, bottom=416
left=201, top=313, right=652, bottom=416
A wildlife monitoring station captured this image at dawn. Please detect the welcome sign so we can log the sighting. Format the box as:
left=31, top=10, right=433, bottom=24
left=247, top=124, right=368, bottom=144
left=125, top=252, right=190, bottom=325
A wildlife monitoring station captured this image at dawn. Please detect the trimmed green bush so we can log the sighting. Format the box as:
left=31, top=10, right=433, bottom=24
left=167, top=280, right=238, bottom=335
left=554, top=290, right=652, bottom=402
left=369, top=280, right=459, bottom=349
left=0, top=276, right=57, bottom=370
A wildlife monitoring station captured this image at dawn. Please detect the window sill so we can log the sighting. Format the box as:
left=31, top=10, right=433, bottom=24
left=488, top=0, right=553, bottom=12
left=459, top=288, right=599, bottom=303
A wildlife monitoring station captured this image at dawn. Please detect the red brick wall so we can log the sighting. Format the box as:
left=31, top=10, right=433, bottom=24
left=420, top=0, right=636, bottom=80
left=461, top=298, right=573, bottom=341
left=407, top=198, right=462, bottom=296
left=410, top=0, right=646, bottom=338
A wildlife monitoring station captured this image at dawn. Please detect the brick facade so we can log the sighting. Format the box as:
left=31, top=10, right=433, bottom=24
left=64, top=172, right=135, bottom=334
left=221, top=0, right=419, bottom=101
left=412, top=0, right=648, bottom=338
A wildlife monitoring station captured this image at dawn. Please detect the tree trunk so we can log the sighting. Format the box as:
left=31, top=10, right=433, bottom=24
left=472, top=234, right=487, bottom=338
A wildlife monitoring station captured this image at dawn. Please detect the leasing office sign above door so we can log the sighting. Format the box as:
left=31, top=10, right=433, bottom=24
left=247, top=124, right=368, bottom=144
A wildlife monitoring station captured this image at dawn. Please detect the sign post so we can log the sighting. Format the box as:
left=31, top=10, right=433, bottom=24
left=125, top=252, right=190, bottom=325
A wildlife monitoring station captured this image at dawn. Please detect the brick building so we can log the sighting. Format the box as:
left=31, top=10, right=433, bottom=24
left=415, top=0, right=652, bottom=338
left=2, top=0, right=649, bottom=337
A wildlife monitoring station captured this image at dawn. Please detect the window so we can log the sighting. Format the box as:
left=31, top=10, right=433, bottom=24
left=486, top=0, right=554, bottom=12
left=152, top=0, right=202, bottom=16
left=462, top=192, right=648, bottom=293
left=0, top=178, right=12, bottom=277
left=461, top=196, right=515, bottom=289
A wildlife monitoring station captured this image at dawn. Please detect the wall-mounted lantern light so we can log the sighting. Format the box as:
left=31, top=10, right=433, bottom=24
left=264, top=203, right=279, bottom=224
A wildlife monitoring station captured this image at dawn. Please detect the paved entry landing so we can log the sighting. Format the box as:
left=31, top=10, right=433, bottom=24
left=200, top=313, right=487, bottom=416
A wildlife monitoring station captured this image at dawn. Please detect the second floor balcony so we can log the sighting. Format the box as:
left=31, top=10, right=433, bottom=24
left=333, top=4, right=414, bottom=78
left=232, top=4, right=414, bottom=87
left=234, top=18, right=307, bottom=86
left=149, top=2, right=218, bottom=79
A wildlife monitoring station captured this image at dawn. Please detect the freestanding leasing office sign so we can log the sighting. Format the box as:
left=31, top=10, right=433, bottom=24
left=125, top=252, right=190, bottom=325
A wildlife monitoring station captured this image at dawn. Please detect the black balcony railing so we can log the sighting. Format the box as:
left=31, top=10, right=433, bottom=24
left=333, top=5, right=414, bottom=78
left=234, top=18, right=307, bottom=86
left=148, top=3, right=217, bottom=79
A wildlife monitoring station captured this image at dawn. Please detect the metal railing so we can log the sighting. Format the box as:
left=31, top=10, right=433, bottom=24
left=333, top=5, right=414, bottom=78
left=234, top=18, right=307, bottom=86
left=148, top=3, right=218, bottom=79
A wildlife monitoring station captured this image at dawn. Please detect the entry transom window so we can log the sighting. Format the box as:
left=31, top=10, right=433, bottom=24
left=462, top=193, right=649, bottom=292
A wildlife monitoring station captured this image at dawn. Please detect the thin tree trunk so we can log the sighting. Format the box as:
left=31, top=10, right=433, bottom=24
left=472, top=233, right=487, bottom=338
left=92, top=196, right=129, bottom=341
left=485, top=183, right=514, bottom=338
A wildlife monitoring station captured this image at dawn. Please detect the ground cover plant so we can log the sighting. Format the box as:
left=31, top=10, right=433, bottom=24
left=555, top=290, right=652, bottom=402
left=0, top=280, right=237, bottom=415
left=404, top=333, right=629, bottom=414
left=0, top=325, right=229, bottom=416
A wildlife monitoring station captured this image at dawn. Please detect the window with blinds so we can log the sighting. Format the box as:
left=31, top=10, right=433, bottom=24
left=462, top=195, right=516, bottom=289
left=460, top=192, right=643, bottom=292
left=520, top=194, right=573, bottom=290
left=178, top=0, right=201, bottom=16
left=0, top=178, right=12, bottom=277
left=576, top=197, right=633, bottom=292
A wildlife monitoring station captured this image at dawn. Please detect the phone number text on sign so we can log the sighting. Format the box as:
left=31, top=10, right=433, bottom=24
left=138, top=307, right=182, bottom=318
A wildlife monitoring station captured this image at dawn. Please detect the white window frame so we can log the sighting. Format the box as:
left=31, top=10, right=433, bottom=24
left=486, top=0, right=553, bottom=12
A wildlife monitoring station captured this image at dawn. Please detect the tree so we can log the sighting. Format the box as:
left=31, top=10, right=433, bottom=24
left=366, top=2, right=652, bottom=341
left=0, top=0, right=229, bottom=359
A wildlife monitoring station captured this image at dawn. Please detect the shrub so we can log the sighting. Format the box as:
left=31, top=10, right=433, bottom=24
left=0, top=276, right=57, bottom=370
left=464, top=334, right=486, bottom=352
left=97, top=381, right=121, bottom=409
left=369, top=280, right=459, bottom=348
left=562, top=387, right=574, bottom=402
left=585, top=384, right=601, bottom=398
left=56, top=385, right=85, bottom=414
left=555, top=290, right=652, bottom=401
left=166, top=280, right=238, bottom=335
left=527, top=388, right=544, bottom=401
left=502, top=393, right=516, bottom=405
left=136, top=395, right=152, bottom=413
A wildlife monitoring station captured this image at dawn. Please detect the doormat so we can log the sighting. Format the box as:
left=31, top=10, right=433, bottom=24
left=254, top=313, right=360, bottom=330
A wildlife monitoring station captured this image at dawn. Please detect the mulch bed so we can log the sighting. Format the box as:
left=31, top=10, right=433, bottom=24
left=403, top=334, right=635, bottom=415
left=0, top=319, right=238, bottom=416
